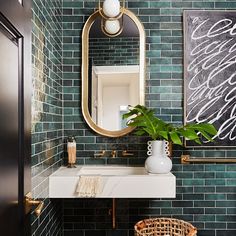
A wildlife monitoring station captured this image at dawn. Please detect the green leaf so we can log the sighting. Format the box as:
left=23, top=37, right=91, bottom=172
left=170, top=132, right=182, bottom=145
left=180, top=129, right=199, bottom=140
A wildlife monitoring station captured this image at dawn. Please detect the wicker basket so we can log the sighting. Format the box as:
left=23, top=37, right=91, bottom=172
left=134, top=218, right=197, bottom=236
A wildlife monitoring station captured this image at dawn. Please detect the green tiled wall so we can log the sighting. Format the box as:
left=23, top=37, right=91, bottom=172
left=62, top=1, right=236, bottom=236
left=90, top=37, right=139, bottom=66
left=31, top=0, right=63, bottom=235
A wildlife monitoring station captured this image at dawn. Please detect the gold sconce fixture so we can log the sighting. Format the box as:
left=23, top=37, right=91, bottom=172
left=98, top=0, right=125, bottom=37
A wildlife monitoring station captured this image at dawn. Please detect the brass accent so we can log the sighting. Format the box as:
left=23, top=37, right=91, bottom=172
left=122, top=150, right=134, bottom=157
left=181, top=155, right=236, bottom=164
left=82, top=9, right=145, bottom=137
left=67, top=163, right=76, bottom=168
left=25, top=192, right=44, bottom=217
left=94, top=150, right=106, bottom=158
left=108, top=198, right=116, bottom=229
left=111, top=150, right=117, bottom=158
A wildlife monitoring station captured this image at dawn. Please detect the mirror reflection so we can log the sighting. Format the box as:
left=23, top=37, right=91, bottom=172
left=88, top=15, right=140, bottom=131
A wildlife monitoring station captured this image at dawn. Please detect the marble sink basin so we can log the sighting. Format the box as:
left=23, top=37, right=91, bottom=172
left=49, top=165, right=176, bottom=198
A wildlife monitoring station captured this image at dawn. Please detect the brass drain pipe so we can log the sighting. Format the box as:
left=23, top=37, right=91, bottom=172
left=109, top=198, right=116, bottom=229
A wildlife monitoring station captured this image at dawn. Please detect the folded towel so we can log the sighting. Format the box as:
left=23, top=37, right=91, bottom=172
left=76, top=176, right=103, bottom=197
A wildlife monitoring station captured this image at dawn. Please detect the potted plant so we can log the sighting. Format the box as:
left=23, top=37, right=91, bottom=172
left=122, top=105, right=217, bottom=174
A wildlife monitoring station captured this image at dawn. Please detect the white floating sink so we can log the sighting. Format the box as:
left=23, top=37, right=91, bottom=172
left=49, top=165, right=176, bottom=198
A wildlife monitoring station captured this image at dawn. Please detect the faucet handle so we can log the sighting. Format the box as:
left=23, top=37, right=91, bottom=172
left=122, top=150, right=134, bottom=157
left=111, top=150, right=117, bottom=158
left=94, top=150, right=105, bottom=158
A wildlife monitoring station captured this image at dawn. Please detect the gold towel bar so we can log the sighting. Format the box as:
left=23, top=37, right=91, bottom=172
left=181, top=155, right=236, bottom=164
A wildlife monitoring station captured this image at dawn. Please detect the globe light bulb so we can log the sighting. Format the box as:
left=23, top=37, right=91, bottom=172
left=104, top=20, right=120, bottom=35
left=103, top=0, right=120, bottom=18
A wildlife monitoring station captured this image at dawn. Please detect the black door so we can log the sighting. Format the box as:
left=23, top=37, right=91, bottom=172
left=0, top=0, right=31, bottom=235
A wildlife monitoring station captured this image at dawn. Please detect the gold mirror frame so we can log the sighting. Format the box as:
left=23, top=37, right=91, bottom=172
left=81, top=9, right=145, bottom=137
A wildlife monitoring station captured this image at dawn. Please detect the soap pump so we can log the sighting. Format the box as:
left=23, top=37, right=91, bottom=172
left=67, top=136, right=76, bottom=168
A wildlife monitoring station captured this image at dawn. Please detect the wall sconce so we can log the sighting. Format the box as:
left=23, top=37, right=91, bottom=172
left=98, top=0, right=125, bottom=37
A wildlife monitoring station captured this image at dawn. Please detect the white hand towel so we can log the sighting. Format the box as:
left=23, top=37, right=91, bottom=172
left=76, top=176, right=103, bottom=197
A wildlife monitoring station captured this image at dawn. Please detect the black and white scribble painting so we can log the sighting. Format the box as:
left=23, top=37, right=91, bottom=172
left=184, top=11, right=236, bottom=147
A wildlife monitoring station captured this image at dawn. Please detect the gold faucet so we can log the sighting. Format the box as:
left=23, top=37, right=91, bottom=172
left=122, top=150, right=134, bottom=157
left=111, top=150, right=117, bottom=158
left=94, top=150, right=105, bottom=158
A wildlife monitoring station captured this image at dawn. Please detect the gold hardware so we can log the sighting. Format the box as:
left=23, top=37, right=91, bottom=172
left=25, top=192, right=44, bottom=217
left=111, top=150, right=117, bottom=158
left=94, top=150, right=106, bottom=158
left=122, top=150, right=134, bottom=157
left=67, top=163, right=77, bottom=168
left=108, top=198, right=116, bottom=229
left=181, top=155, right=236, bottom=164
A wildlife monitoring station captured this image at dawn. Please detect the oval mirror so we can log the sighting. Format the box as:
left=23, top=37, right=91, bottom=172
left=82, top=9, right=145, bottom=137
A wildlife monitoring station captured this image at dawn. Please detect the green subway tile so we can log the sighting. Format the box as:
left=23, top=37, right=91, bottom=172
left=216, top=186, right=236, bottom=193
left=63, top=2, right=83, bottom=8
left=194, top=172, right=215, bottom=178
left=194, top=186, right=215, bottom=193
left=183, top=179, right=204, bottom=186
left=176, top=186, right=193, bottom=193
left=215, top=2, right=236, bottom=8
left=161, top=80, right=182, bottom=86
left=172, top=2, right=192, bottom=8
left=128, top=2, right=149, bottom=8
left=227, top=194, right=236, bottom=200
left=150, top=2, right=171, bottom=8
left=161, top=208, right=182, bottom=214
left=150, top=201, right=171, bottom=208
left=160, top=94, right=182, bottom=101
left=161, top=108, right=182, bottom=115
left=205, top=165, right=226, bottom=172
left=194, top=200, right=215, bottom=207
left=150, top=87, right=172, bottom=94
left=205, top=179, right=226, bottom=186
left=193, top=2, right=215, bottom=8
left=76, top=137, right=95, bottom=144
left=160, top=23, right=182, bottom=30
left=227, top=208, right=236, bottom=214
left=85, top=158, right=106, bottom=165
left=205, top=222, right=226, bottom=229
left=227, top=180, right=236, bottom=186
left=160, top=65, right=182, bottom=72
left=161, top=8, right=182, bottom=16
left=216, top=215, right=236, bottom=222
left=150, top=16, right=171, bottom=22
left=204, top=150, right=226, bottom=157
left=183, top=194, right=204, bottom=200
left=150, top=30, right=172, bottom=37
left=205, top=208, right=226, bottom=215
left=139, top=9, right=160, bottom=15
left=227, top=164, right=236, bottom=171
left=216, top=201, right=236, bottom=207
left=216, top=172, right=236, bottom=178
left=205, top=194, right=226, bottom=201
left=183, top=208, right=204, bottom=214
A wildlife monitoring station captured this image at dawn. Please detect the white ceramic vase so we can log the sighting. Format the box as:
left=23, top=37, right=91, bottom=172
left=145, top=140, right=172, bottom=174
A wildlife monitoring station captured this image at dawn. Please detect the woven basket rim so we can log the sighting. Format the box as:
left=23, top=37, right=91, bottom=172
left=134, top=217, right=197, bottom=236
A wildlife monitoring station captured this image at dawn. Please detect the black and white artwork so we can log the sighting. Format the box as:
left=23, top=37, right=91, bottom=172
left=184, top=10, right=236, bottom=147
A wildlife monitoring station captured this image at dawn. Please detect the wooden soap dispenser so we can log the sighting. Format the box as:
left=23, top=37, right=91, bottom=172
left=67, top=136, right=76, bottom=168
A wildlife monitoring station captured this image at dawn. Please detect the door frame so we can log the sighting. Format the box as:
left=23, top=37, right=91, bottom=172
left=0, top=0, right=31, bottom=235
